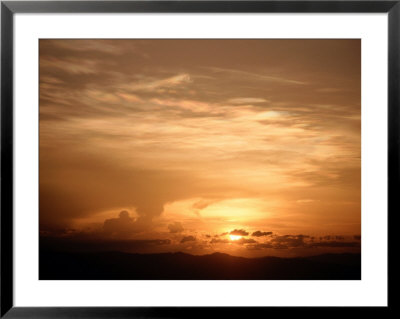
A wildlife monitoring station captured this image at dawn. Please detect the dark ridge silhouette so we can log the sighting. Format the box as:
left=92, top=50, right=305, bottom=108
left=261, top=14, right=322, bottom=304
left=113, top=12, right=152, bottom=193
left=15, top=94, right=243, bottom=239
left=39, top=249, right=361, bottom=280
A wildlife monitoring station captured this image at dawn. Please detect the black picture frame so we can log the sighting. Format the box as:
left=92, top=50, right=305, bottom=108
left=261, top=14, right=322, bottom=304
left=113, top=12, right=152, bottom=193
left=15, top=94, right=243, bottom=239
left=1, top=1, right=396, bottom=317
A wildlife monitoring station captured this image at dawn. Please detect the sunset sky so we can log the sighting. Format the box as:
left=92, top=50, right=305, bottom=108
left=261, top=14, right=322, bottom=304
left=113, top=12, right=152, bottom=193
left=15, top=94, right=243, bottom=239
left=39, top=39, right=361, bottom=257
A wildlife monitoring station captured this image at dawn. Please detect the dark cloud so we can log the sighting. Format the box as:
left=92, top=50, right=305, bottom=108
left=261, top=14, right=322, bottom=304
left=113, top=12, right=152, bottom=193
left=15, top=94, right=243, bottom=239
left=252, top=231, right=273, bottom=237
left=269, top=235, right=309, bottom=249
left=210, top=238, right=229, bottom=244
left=247, top=243, right=274, bottom=250
left=103, top=210, right=148, bottom=236
left=247, top=234, right=360, bottom=250
left=180, top=235, right=196, bottom=243
left=209, top=237, right=257, bottom=245
left=168, top=222, right=184, bottom=233
left=247, top=234, right=307, bottom=250
left=309, top=241, right=360, bottom=248
left=235, top=238, right=257, bottom=245
left=230, top=229, right=249, bottom=236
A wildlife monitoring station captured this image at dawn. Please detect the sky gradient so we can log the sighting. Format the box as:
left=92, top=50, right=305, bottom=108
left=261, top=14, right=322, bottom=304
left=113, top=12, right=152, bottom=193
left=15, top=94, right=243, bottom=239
left=39, top=39, right=361, bottom=257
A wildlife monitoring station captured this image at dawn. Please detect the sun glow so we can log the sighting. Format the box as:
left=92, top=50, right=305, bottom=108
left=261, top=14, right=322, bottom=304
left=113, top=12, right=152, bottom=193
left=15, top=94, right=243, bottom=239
left=229, top=235, right=242, bottom=241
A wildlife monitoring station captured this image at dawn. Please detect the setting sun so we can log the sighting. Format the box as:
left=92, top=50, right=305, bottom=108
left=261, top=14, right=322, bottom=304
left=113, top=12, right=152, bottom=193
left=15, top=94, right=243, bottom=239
left=229, top=235, right=242, bottom=241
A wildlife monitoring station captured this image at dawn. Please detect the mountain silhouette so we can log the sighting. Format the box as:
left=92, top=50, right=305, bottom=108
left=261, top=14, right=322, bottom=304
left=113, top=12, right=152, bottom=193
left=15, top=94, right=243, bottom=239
left=40, top=250, right=361, bottom=280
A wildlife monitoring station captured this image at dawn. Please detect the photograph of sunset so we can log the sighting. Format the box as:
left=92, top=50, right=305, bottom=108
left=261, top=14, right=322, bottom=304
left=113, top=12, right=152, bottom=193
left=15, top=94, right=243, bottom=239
left=39, top=39, right=361, bottom=280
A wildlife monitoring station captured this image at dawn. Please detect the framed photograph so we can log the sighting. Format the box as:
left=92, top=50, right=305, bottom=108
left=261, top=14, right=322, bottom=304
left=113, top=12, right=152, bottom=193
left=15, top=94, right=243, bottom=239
left=1, top=0, right=395, bottom=316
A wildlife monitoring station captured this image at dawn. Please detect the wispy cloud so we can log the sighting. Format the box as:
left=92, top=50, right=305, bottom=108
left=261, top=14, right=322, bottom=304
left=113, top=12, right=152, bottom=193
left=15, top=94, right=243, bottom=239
left=41, top=57, right=99, bottom=74
left=227, top=97, right=269, bottom=104
left=204, top=66, right=307, bottom=85
left=122, top=73, right=192, bottom=92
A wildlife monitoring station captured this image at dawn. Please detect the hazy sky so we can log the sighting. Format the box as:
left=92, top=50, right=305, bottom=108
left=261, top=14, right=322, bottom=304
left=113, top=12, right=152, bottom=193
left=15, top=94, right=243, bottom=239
left=39, top=39, right=361, bottom=257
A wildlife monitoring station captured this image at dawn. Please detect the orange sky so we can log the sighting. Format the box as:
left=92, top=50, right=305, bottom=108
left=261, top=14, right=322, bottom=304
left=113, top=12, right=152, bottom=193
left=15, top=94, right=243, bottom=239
left=39, top=39, right=361, bottom=257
